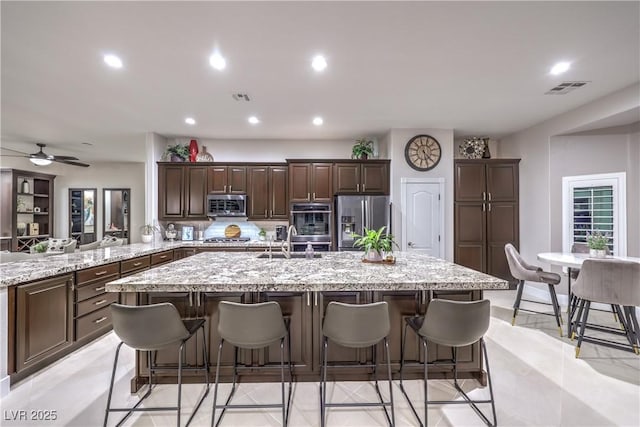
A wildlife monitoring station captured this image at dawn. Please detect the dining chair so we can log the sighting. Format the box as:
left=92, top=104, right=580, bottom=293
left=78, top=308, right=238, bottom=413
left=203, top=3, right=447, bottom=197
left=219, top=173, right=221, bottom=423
left=504, top=243, right=563, bottom=336
left=572, top=258, right=640, bottom=357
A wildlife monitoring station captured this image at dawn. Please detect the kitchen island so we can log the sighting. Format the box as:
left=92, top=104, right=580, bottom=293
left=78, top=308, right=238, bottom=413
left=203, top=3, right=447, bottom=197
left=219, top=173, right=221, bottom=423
left=106, top=251, right=507, bottom=389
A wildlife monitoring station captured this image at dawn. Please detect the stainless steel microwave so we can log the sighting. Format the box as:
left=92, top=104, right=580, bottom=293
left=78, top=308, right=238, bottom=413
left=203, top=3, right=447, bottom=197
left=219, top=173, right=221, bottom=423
left=206, top=194, right=247, bottom=217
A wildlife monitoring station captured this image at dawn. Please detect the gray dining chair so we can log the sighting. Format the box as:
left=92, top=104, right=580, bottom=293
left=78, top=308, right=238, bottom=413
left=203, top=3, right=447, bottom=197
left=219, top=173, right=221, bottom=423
left=212, top=301, right=292, bottom=427
left=572, top=258, right=640, bottom=357
left=320, top=301, right=395, bottom=427
left=504, top=243, right=563, bottom=336
left=104, top=303, right=210, bottom=427
left=399, top=299, right=496, bottom=427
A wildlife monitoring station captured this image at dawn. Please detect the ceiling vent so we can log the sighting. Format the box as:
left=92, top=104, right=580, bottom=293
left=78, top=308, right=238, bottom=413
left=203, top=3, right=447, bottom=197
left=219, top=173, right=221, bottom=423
left=545, top=81, right=590, bottom=95
left=232, top=93, right=251, bottom=101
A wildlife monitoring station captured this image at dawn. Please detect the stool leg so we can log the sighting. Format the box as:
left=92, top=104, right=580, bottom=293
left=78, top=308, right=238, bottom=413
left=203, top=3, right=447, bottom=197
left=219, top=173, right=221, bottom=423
left=320, top=337, right=328, bottom=427
left=103, top=342, right=124, bottom=427
left=547, top=284, right=563, bottom=336
left=572, top=299, right=586, bottom=340
left=280, top=338, right=286, bottom=426
left=384, top=337, right=396, bottom=427
left=628, top=307, right=640, bottom=355
left=177, top=342, right=184, bottom=427
left=211, top=340, right=224, bottom=427
left=481, top=339, right=498, bottom=427
left=576, top=301, right=591, bottom=357
left=512, top=280, right=525, bottom=325
left=423, top=338, right=429, bottom=427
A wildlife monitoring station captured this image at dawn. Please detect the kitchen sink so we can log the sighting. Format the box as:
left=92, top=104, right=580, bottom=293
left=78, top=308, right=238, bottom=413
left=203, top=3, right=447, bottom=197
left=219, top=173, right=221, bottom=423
left=256, top=252, right=323, bottom=259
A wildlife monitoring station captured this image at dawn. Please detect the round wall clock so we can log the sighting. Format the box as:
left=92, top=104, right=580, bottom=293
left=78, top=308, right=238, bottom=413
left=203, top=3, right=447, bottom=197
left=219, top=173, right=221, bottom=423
left=404, top=135, right=441, bottom=171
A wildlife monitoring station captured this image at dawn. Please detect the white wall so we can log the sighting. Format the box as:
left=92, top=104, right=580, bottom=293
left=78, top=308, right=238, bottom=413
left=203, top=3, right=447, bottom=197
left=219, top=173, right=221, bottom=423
left=500, top=82, right=640, bottom=294
left=387, top=128, right=454, bottom=260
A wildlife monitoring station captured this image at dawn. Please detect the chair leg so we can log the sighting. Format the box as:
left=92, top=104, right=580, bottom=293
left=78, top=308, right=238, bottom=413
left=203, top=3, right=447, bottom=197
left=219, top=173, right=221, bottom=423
left=384, top=338, right=396, bottom=427
left=211, top=340, right=224, bottom=427
left=280, top=338, right=287, bottom=426
left=177, top=342, right=184, bottom=427
left=423, top=338, right=429, bottom=427
left=481, top=339, right=498, bottom=427
left=512, top=280, right=525, bottom=325
left=576, top=301, right=591, bottom=357
left=629, top=307, right=640, bottom=355
left=103, top=342, right=124, bottom=427
left=398, top=321, right=422, bottom=426
left=571, top=299, right=586, bottom=340
left=547, top=284, right=563, bottom=336
left=320, top=337, right=328, bottom=427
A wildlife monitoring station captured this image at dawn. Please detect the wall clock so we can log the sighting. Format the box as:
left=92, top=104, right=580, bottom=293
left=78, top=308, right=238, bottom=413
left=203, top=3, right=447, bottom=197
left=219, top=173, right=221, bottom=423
left=404, top=135, right=441, bottom=171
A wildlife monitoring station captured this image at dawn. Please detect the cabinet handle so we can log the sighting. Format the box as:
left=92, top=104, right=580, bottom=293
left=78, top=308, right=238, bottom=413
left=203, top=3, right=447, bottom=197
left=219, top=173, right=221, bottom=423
left=132, top=262, right=142, bottom=267
left=313, top=192, right=316, bottom=200
left=229, top=185, right=232, bottom=192
left=357, top=184, right=360, bottom=192
left=307, top=192, right=310, bottom=201
left=482, top=203, right=486, bottom=212
left=189, top=292, right=193, bottom=307
left=94, top=270, right=108, bottom=277
left=94, top=316, right=108, bottom=324
left=94, top=299, right=108, bottom=306
left=307, top=292, right=311, bottom=306
left=265, top=209, right=268, bottom=217
left=488, top=203, right=492, bottom=212
left=362, top=184, right=366, bottom=192
left=482, top=191, right=487, bottom=201
left=159, top=255, right=167, bottom=259
left=270, top=210, right=273, bottom=217
left=224, top=185, right=227, bottom=193
left=314, top=291, right=318, bottom=306
left=95, top=286, right=105, bottom=291
left=488, top=192, right=492, bottom=201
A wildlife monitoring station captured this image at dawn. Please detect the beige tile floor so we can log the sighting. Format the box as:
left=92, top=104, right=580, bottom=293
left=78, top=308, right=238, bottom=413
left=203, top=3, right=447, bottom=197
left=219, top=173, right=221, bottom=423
left=1, top=290, right=639, bottom=426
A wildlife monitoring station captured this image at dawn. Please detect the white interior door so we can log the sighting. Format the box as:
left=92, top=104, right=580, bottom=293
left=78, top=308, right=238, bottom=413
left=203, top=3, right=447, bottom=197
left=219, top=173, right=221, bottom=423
left=402, top=180, right=443, bottom=257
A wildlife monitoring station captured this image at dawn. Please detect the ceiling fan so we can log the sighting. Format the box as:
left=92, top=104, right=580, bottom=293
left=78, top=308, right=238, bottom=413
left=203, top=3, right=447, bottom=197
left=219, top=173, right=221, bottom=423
left=0, top=143, right=90, bottom=167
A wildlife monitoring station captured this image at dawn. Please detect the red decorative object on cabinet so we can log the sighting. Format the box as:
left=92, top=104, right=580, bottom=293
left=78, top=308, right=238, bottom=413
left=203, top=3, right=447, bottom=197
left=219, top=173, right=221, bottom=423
left=189, top=139, right=199, bottom=162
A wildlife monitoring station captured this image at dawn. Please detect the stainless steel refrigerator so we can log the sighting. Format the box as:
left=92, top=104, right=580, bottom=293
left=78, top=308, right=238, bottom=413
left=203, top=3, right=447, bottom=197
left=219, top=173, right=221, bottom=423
left=335, top=195, right=391, bottom=251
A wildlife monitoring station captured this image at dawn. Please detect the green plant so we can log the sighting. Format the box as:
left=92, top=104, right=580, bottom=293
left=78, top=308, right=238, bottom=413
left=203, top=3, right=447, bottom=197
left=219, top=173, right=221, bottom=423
left=140, top=224, right=159, bottom=235
left=165, top=143, right=190, bottom=161
left=351, top=138, right=374, bottom=159
left=587, top=231, right=609, bottom=250
left=33, top=242, right=47, bottom=253
left=352, top=226, right=398, bottom=255
left=258, top=228, right=266, bottom=237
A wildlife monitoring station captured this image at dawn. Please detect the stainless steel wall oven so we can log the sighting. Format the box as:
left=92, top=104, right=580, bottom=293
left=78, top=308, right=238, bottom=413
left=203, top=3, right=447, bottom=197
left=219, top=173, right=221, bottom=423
left=289, top=202, right=332, bottom=251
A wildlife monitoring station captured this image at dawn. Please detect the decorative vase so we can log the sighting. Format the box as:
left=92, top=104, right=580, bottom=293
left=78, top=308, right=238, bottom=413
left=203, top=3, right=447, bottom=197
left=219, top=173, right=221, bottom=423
left=170, top=154, right=185, bottom=162
left=364, top=250, right=383, bottom=262
left=189, top=139, right=199, bottom=162
left=196, top=146, right=214, bottom=162
left=589, top=249, right=606, bottom=258
left=482, top=138, right=492, bottom=159
left=21, top=179, right=30, bottom=194
left=141, top=234, right=153, bottom=243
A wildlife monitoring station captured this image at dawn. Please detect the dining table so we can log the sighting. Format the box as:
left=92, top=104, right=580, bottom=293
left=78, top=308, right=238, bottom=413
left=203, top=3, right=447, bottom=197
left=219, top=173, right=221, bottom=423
left=536, top=251, right=640, bottom=335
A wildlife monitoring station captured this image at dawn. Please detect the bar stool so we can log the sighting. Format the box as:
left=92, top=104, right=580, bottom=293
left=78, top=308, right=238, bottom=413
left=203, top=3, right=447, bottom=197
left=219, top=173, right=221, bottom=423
left=572, top=258, right=640, bottom=357
left=505, top=243, right=563, bottom=336
left=399, top=299, right=496, bottom=427
left=212, top=301, right=292, bottom=427
left=320, top=301, right=395, bottom=427
left=104, top=303, right=210, bottom=427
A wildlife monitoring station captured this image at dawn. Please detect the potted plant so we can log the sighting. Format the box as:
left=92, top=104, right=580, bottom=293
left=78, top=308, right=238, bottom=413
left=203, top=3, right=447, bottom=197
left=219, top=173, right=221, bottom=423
left=587, top=231, right=609, bottom=258
left=258, top=228, right=267, bottom=241
left=140, top=224, right=158, bottom=243
left=351, top=138, right=374, bottom=160
left=352, top=226, right=398, bottom=262
left=164, top=144, right=190, bottom=162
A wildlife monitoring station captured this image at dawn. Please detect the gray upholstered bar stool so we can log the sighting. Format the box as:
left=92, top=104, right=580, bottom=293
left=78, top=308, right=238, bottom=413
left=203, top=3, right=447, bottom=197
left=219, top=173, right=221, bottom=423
left=320, top=301, right=395, bottom=427
left=399, top=299, right=497, bottom=427
left=505, top=243, right=563, bottom=336
left=572, top=258, right=640, bottom=357
left=104, top=303, right=210, bottom=427
left=212, top=301, right=292, bottom=427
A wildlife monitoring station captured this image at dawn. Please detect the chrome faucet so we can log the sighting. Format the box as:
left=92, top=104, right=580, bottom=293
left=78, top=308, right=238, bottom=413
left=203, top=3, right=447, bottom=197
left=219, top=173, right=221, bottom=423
left=267, top=236, right=273, bottom=260
left=282, top=225, right=297, bottom=259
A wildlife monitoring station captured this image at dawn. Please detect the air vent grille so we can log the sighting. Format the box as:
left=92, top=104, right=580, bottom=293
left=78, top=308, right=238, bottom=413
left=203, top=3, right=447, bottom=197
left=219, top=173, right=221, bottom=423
left=232, top=93, right=251, bottom=101
left=545, top=81, right=590, bottom=95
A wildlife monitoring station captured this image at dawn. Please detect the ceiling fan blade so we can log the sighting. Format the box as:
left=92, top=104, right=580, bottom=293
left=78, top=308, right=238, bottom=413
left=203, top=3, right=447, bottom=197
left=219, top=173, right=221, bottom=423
left=53, top=158, right=90, bottom=167
left=0, top=154, right=29, bottom=158
left=50, top=155, right=80, bottom=161
left=0, top=147, right=29, bottom=155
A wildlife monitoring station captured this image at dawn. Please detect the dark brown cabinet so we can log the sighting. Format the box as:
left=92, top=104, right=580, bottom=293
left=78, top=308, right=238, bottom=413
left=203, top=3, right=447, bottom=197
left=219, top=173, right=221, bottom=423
left=247, top=165, right=289, bottom=220
left=1, top=168, right=55, bottom=252
left=288, top=162, right=333, bottom=202
left=207, top=166, right=247, bottom=194
left=74, top=262, right=121, bottom=342
left=454, top=159, right=519, bottom=283
left=158, top=164, right=208, bottom=220
left=15, top=274, right=74, bottom=374
left=333, top=161, right=390, bottom=195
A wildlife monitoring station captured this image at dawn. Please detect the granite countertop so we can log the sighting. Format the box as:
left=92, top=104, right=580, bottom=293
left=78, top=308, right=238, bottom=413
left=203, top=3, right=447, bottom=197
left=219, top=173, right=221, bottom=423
left=106, top=251, right=508, bottom=292
left=0, top=240, right=275, bottom=288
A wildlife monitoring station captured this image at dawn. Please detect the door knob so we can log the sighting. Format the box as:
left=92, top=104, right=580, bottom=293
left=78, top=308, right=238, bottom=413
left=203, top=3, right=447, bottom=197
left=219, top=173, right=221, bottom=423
left=408, top=241, right=414, bottom=247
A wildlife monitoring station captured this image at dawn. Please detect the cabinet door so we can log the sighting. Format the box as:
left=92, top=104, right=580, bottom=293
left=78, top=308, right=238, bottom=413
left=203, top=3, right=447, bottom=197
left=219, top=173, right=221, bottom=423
left=184, top=166, right=208, bottom=218
left=289, top=163, right=311, bottom=202
left=247, top=167, right=269, bottom=219
left=16, top=274, right=73, bottom=372
left=361, top=163, right=389, bottom=194
left=487, top=202, right=518, bottom=282
left=311, top=163, right=333, bottom=202
left=228, top=167, right=247, bottom=194
left=270, top=166, right=289, bottom=219
left=454, top=203, right=486, bottom=273
left=207, top=167, right=228, bottom=194
left=454, top=162, right=486, bottom=202
left=158, top=165, right=185, bottom=219
left=487, top=162, right=519, bottom=202
left=333, top=163, right=360, bottom=194
left=258, top=292, right=314, bottom=375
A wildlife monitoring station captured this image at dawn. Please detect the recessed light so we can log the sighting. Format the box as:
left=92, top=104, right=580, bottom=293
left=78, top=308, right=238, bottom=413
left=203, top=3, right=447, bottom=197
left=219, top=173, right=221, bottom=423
left=313, top=117, right=323, bottom=126
left=312, top=55, right=327, bottom=72
left=185, top=117, right=196, bottom=125
left=103, top=54, right=123, bottom=69
left=550, top=61, right=571, bottom=75
left=248, top=116, right=260, bottom=125
left=209, top=52, right=227, bottom=70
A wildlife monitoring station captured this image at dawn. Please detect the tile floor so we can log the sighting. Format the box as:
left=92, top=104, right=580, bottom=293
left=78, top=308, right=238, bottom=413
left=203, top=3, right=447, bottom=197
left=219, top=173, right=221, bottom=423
left=1, top=290, right=639, bottom=426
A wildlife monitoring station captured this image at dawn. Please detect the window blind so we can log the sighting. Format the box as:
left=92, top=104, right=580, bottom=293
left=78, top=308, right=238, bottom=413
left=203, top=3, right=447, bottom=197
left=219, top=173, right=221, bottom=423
left=572, top=185, right=614, bottom=253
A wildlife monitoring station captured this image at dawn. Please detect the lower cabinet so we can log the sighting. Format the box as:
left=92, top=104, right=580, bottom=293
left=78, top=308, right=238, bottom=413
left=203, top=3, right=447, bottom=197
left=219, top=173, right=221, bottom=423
left=13, top=274, right=74, bottom=378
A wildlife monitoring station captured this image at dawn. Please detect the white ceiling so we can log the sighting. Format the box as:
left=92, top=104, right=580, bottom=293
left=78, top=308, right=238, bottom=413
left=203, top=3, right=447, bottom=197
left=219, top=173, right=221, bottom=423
left=1, top=1, right=639, bottom=163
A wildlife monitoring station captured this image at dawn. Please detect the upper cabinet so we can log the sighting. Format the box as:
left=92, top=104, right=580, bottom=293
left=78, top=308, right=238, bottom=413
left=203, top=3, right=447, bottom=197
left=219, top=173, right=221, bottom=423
left=288, top=162, right=333, bottom=202
left=207, top=166, right=247, bottom=194
left=1, top=168, right=55, bottom=252
left=454, top=160, right=519, bottom=202
left=158, top=164, right=208, bottom=220
left=247, top=165, right=288, bottom=220
left=333, top=161, right=390, bottom=195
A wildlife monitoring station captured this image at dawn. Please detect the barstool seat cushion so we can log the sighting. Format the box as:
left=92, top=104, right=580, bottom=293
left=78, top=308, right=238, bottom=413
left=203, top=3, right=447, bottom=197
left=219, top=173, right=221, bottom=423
left=323, top=301, right=390, bottom=348
left=418, top=299, right=491, bottom=348
left=218, top=301, right=287, bottom=349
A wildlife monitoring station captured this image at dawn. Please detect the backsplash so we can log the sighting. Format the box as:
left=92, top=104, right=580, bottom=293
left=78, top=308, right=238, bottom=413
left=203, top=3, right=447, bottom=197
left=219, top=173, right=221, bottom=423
left=157, top=219, right=288, bottom=241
